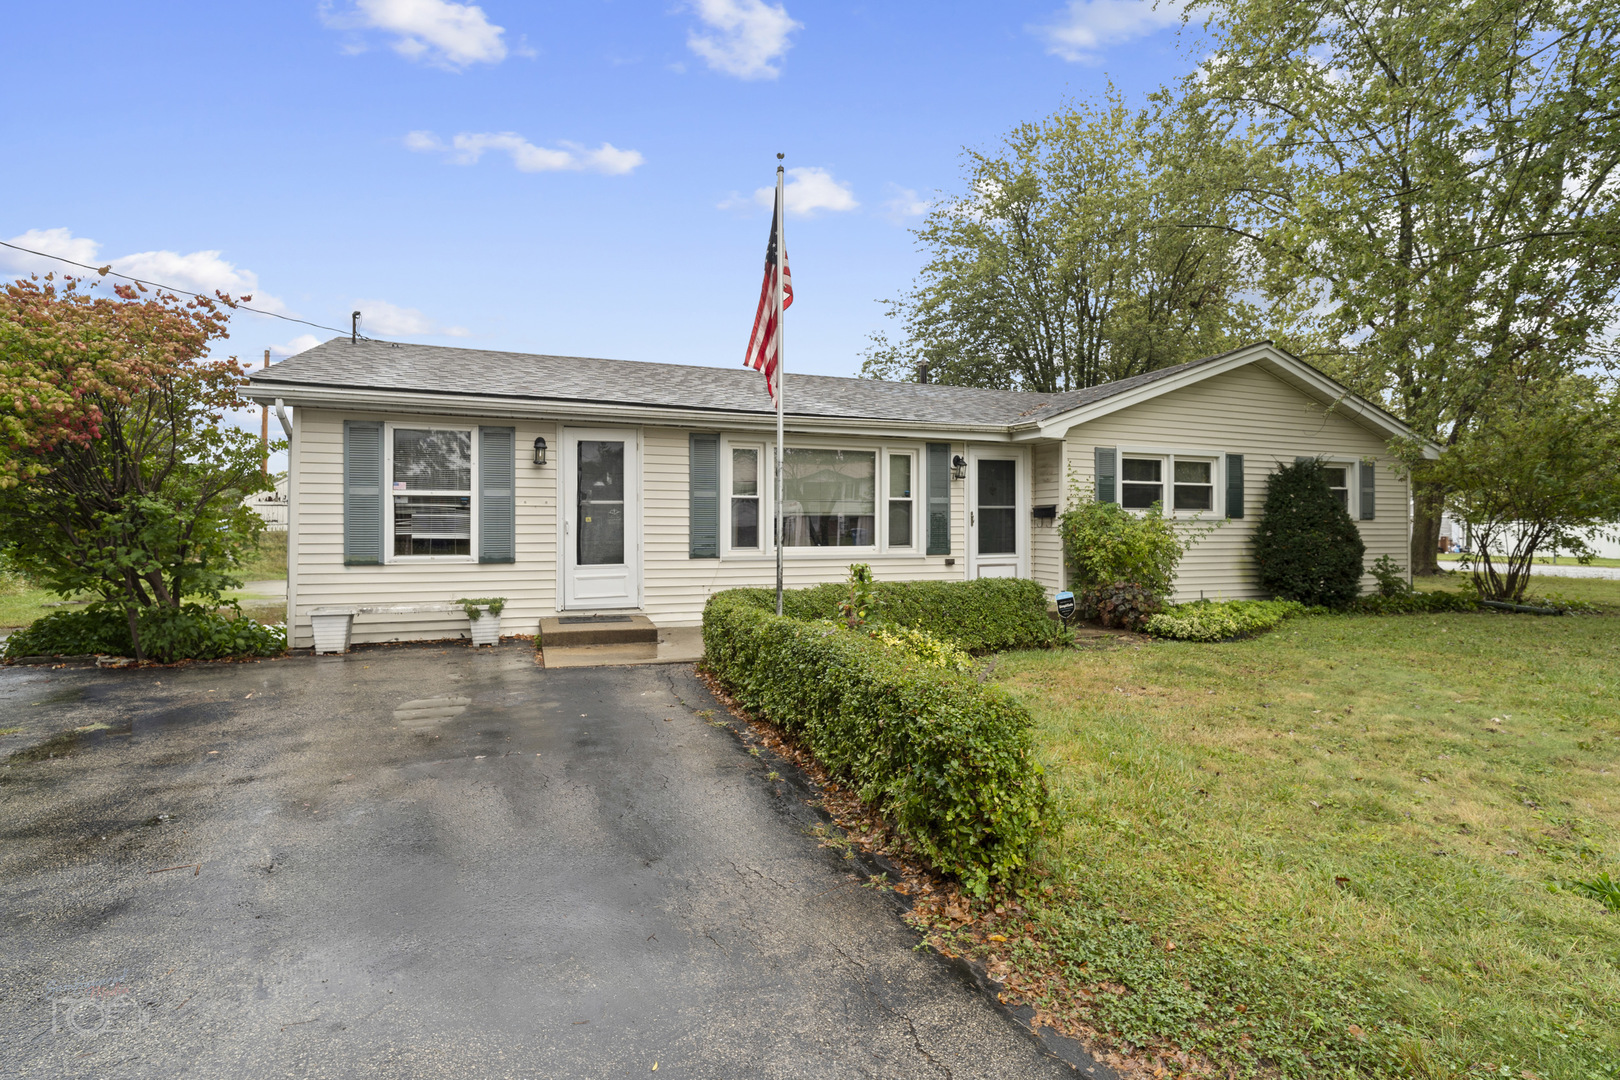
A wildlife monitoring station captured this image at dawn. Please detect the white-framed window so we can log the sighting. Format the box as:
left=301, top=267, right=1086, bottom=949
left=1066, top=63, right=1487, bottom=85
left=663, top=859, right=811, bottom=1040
left=387, top=424, right=477, bottom=561
left=1321, top=462, right=1352, bottom=512
left=730, top=444, right=762, bottom=551
left=1172, top=458, right=1216, bottom=512
left=720, top=439, right=928, bottom=555
left=886, top=450, right=917, bottom=550
left=782, top=447, right=877, bottom=548
left=1121, top=457, right=1164, bottom=509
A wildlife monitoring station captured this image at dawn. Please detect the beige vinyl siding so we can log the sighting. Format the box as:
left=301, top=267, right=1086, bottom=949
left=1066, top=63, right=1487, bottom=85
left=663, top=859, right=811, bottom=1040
left=1030, top=440, right=1065, bottom=595
left=289, top=416, right=972, bottom=645
left=289, top=409, right=558, bottom=648
left=1060, top=363, right=1410, bottom=601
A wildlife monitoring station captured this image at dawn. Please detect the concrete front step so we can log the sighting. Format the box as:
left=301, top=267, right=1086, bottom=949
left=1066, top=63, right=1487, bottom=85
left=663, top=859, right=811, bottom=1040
left=538, top=613, right=658, bottom=647
left=540, top=627, right=705, bottom=669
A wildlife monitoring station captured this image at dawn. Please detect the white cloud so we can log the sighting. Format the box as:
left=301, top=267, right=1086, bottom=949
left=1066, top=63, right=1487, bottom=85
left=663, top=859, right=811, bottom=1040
left=0, top=227, right=102, bottom=274
left=2, top=228, right=285, bottom=311
left=352, top=299, right=470, bottom=338
left=881, top=185, right=932, bottom=224
left=1036, top=0, right=1183, bottom=63
left=324, top=0, right=507, bottom=69
left=687, top=0, right=800, bottom=80
left=759, top=167, right=858, bottom=217
left=270, top=334, right=323, bottom=357
left=407, top=130, right=645, bottom=175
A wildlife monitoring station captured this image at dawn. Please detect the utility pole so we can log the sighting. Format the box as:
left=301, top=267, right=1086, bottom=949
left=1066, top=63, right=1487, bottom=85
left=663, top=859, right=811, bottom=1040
left=261, top=348, right=270, bottom=476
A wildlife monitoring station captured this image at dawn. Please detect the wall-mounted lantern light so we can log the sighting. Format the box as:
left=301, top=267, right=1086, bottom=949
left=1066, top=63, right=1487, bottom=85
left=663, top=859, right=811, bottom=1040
left=532, top=437, right=548, bottom=466
left=951, top=454, right=968, bottom=480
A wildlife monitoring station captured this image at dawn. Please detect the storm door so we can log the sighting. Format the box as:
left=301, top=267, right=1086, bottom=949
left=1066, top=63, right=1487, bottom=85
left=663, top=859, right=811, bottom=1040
left=967, top=450, right=1025, bottom=579
left=561, top=428, right=641, bottom=609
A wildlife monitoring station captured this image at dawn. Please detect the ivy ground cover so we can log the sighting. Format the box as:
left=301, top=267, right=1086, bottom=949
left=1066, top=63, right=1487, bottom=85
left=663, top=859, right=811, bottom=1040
left=978, top=598, right=1620, bottom=1078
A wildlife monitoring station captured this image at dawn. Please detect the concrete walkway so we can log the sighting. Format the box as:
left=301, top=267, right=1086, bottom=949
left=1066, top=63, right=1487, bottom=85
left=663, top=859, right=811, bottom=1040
left=0, top=647, right=1089, bottom=1079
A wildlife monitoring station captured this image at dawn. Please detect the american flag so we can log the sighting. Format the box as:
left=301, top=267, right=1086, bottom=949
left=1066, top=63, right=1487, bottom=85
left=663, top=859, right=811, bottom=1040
left=744, top=198, right=792, bottom=400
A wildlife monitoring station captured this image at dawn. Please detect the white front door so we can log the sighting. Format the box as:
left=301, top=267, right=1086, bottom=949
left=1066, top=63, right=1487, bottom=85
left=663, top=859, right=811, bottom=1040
left=967, top=448, right=1026, bottom=579
left=561, top=428, right=641, bottom=610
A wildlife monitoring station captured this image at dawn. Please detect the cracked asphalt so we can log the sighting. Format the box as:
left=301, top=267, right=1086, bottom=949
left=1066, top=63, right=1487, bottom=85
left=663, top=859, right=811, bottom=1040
left=0, top=643, right=1081, bottom=1079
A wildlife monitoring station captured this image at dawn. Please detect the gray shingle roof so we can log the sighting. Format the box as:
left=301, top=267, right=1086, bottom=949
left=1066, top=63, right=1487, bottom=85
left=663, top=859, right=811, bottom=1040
left=248, top=338, right=1261, bottom=429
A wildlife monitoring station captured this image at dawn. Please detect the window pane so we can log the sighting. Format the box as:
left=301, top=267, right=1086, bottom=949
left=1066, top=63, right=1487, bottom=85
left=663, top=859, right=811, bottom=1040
left=979, top=508, right=1016, bottom=554
left=782, top=449, right=875, bottom=547
left=578, top=506, right=625, bottom=565
left=393, top=495, right=471, bottom=556
left=1174, top=460, right=1211, bottom=484
left=889, top=500, right=912, bottom=547
left=1174, top=484, right=1213, bottom=511
left=1333, top=489, right=1350, bottom=510
left=889, top=455, right=912, bottom=499
left=733, top=448, right=758, bottom=496
left=1122, top=458, right=1161, bottom=483
left=393, top=429, right=471, bottom=491
left=577, top=440, right=625, bottom=566
left=579, top=441, right=625, bottom=502
left=1121, top=483, right=1162, bottom=509
left=732, top=497, right=759, bottom=549
left=978, top=459, right=1016, bottom=507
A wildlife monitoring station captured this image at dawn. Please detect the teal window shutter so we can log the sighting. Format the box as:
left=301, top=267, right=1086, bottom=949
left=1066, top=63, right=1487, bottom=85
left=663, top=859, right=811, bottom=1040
left=343, top=420, right=384, bottom=566
left=479, top=427, right=516, bottom=563
left=1095, top=447, right=1117, bottom=503
left=1226, top=454, right=1244, bottom=519
left=1360, top=459, right=1376, bottom=520
left=927, top=442, right=951, bottom=555
left=690, top=433, right=719, bottom=558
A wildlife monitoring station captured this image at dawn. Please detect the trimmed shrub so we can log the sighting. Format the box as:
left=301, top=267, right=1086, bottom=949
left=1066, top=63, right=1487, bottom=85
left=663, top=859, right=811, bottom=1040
left=726, top=576, right=1065, bottom=653
left=1254, top=459, right=1367, bottom=608
left=1060, top=495, right=1185, bottom=596
left=1145, top=599, right=1306, bottom=641
left=1081, top=581, right=1164, bottom=632
left=3, top=604, right=286, bottom=663
left=704, top=589, right=1047, bottom=893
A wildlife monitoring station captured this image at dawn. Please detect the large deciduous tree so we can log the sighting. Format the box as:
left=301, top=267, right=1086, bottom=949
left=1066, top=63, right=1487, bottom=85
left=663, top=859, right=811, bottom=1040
left=0, top=274, right=276, bottom=659
left=1190, top=0, right=1620, bottom=573
left=863, top=93, right=1286, bottom=392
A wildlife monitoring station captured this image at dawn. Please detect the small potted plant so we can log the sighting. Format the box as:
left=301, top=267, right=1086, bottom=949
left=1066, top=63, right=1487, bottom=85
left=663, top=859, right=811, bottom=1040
left=457, top=597, right=506, bottom=646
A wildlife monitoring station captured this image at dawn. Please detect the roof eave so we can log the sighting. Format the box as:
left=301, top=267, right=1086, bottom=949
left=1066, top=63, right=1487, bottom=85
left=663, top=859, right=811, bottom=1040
left=243, top=380, right=1019, bottom=439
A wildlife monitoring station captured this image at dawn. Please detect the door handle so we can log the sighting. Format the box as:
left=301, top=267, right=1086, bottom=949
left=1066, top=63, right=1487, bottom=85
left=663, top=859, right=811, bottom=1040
left=970, top=511, right=975, bottom=526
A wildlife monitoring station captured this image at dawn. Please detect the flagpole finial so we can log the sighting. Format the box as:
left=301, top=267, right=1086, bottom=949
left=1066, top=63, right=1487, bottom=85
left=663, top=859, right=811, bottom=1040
left=776, top=152, right=784, bottom=159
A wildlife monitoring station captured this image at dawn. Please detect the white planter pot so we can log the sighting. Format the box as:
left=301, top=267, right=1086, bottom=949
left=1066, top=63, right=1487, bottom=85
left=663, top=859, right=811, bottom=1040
left=469, top=611, right=501, bottom=647
left=311, top=613, right=354, bottom=655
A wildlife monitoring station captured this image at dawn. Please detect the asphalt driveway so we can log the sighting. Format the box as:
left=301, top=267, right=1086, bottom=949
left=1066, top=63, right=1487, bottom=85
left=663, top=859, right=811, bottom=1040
left=0, top=644, right=1084, bottom=1079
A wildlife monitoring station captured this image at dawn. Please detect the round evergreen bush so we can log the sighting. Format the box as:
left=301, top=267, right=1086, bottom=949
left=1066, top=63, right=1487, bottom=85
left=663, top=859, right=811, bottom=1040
left=1254, top=459, right=1367, bottom=608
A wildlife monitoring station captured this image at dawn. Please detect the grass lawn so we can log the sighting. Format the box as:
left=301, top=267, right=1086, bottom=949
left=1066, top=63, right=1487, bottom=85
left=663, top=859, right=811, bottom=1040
left=1417, top=568, right=1620, bottom=613
left=240, top=530, right=288, bottom=580
left=984, top=589, right=1620, bottom=1078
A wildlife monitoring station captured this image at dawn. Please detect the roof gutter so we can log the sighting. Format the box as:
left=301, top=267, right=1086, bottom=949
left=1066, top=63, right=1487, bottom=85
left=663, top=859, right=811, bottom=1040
left=244, top=381, right=1021, bottom=441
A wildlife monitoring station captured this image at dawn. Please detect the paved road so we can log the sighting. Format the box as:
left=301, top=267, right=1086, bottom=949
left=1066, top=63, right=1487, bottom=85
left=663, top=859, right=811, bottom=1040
left=0, top=645, right=1083, bottom=1079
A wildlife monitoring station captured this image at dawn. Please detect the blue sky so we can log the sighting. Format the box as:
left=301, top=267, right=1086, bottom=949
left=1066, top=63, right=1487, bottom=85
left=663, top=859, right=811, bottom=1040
left=3, top=1, right=1197, bottom=385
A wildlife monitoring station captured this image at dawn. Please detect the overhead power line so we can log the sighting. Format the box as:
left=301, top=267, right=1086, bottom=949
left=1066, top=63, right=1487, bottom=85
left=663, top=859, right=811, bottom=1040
left=0, top=238, right=371, bottom=340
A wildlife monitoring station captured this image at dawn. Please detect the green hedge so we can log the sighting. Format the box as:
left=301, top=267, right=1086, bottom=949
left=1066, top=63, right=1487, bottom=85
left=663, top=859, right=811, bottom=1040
left=3, top=604, right=286, bottom=663
left=704, top=588, right=1047, bottom=893
left=725, top=577, right=1065, bottom=653
left=1144, top=599, right=1306, bottom=641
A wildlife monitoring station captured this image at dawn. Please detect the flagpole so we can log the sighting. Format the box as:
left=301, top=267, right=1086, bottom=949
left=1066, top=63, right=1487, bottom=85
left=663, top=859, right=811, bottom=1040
left=774, top=158, right=786, bottom=617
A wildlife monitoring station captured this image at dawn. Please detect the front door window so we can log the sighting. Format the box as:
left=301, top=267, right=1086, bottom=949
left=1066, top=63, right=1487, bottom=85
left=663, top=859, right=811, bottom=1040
left=577, top=440, right=625, bottom=566
left=977, top=459, right=1017, bottom=555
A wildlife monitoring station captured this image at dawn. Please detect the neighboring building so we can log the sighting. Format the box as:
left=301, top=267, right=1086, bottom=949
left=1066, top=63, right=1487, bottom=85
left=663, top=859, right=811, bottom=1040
left=1440, top=513, right=1620, bottom=559
left=246, top=339, right=1432, bottom=650
left=244, top=473, right=288, bottom=530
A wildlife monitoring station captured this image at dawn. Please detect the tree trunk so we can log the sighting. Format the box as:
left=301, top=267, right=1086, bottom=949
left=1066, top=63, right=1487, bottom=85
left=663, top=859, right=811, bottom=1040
left=1410, top=480, right=1444, bottom=576
left=125, top=606, right=145, bottom=663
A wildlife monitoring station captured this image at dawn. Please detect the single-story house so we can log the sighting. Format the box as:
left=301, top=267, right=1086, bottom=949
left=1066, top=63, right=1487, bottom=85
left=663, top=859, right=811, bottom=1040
left=246, top=339, right=1431, bottom=650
